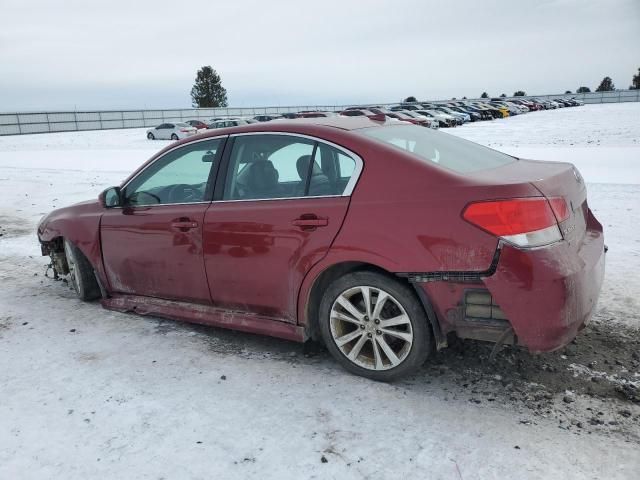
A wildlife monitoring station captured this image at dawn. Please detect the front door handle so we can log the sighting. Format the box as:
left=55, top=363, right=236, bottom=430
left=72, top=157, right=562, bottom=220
left=171, top=218, right=199, bottom=231
left=292, top=214, right=328, bottom=230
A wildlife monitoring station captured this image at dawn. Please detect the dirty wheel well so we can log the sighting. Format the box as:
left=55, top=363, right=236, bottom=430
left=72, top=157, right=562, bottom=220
left=305, top=262, right=424, bottom=343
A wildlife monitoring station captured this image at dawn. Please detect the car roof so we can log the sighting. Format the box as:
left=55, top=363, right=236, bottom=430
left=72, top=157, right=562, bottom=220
left=194, top=116, right=382, bottom=136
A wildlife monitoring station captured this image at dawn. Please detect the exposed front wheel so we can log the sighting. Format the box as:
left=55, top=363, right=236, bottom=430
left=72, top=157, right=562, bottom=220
left=147, top=132, right=155, bottom=140
left=319, top=271, right=431, bottom=381
left=63, top=240, right=101, bottom=301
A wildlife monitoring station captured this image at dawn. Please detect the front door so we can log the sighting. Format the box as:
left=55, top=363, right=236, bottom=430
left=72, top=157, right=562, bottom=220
left=203, top=134, right=361, bottom=322
left=101, top=137, right=225, bottom=303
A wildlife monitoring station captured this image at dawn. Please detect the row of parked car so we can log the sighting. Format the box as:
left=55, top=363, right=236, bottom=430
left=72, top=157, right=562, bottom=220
left=146, top=97, right=584, bottom=139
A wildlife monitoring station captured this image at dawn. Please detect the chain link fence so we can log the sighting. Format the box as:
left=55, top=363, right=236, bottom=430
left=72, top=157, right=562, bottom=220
left=1, top=90, right=638, bottom=136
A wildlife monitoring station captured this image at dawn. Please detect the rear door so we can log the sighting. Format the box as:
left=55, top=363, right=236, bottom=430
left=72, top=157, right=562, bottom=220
left=202, top=133, right=362, bottom=322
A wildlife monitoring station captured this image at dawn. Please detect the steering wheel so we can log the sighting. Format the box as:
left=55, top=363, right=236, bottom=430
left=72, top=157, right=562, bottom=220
left=167, top=184, right=200, bottom=203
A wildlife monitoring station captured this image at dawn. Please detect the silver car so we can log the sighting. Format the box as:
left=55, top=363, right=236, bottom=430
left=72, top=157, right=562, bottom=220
left=146, top=122, right=197, bottom=140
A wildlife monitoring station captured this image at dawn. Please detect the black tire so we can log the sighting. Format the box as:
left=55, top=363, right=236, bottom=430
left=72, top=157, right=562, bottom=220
left=171, top=133, right=179, bottom=140
left=318, top=271, right=431, bottom=381
left=63, top=240, right=101, bottom=301
left=147, top=132, right=155, bottom=140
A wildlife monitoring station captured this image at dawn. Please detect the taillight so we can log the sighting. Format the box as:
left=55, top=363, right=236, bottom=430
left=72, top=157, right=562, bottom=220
left=462, top=197, right=569, bottom=248
left=548, top=197, right=570, bottom=222
left=180, top=128, right=189, bottom=132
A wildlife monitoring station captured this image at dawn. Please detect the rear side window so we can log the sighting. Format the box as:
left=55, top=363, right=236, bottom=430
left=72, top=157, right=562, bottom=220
left=359, top=124, right=515, bottom=174
left=222, top=135, right=360, bottom=200
left=223, top=135, right=316, bottom=200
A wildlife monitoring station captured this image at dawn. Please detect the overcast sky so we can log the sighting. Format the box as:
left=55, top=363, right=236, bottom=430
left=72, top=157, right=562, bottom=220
left=1, top=0, right=638, bottom=111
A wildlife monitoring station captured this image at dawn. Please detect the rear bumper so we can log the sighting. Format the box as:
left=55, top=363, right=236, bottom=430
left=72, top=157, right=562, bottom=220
left=483, top=230, right=605, bottom=352
left=421, top=222, right=605, bottom=353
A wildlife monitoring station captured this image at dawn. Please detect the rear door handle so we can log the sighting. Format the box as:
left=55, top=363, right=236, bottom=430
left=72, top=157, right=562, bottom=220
left=171, top=219, right=199, bottom=231
left=292, top=215, right=328, bottom=229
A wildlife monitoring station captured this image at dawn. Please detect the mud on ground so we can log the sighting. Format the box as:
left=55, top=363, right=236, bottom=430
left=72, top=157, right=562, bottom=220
left=420, top=313, right=640, bottom=442
left=151, top=301, right=640, bottom=443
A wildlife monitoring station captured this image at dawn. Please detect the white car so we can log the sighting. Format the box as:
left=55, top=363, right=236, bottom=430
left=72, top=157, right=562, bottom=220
left=146, top=122, right=197, bottom=140
left=414, top=109, right=457, bottom=128
left=504, top=101, right=529, bottom=113
left=436, top=106, right=471, bottom=123
left=207, top=119, right=252, bottom=129
left=396, top=111, right=439, bottom=129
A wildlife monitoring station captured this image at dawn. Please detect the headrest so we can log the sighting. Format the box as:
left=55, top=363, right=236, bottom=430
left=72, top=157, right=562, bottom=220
left=246, top=160, right=279, bottom=192
left=296, top=155, right=323, bottom=179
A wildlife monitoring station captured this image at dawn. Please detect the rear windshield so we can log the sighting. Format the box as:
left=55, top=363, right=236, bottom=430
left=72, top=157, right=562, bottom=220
left=358, top=124, right=515, bottom=174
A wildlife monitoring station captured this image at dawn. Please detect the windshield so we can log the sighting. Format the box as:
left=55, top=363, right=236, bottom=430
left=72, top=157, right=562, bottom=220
left=358, top=124, right=516, bottom=174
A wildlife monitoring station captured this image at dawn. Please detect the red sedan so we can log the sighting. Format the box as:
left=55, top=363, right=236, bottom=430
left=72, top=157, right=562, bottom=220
left=37, top=117, right=605, bottom=381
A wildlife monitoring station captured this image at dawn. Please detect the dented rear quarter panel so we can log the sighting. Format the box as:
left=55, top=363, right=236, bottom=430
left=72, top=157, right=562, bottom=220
left=482, top=210, right=605, bottom=352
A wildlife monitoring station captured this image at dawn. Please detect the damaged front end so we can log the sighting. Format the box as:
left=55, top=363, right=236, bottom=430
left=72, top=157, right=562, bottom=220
left=40, top=237, right=69, bottom=280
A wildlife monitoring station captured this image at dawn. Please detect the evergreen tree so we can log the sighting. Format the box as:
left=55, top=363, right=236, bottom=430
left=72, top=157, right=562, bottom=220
left=499, top=93, right=506, bottom=98
left=576, top=86, right=591, bottom=93
left=595, top=76, right=615, bottom=92
left=565, top=90, right=572, bottom=94
left=480, top=92, right=489, bottom=98
left=513, top=90, right=526, bottom=96
left=191, top=66, right=228, bottom=108
left=630, top=68, right=640, bottom=90
left=404, top=96, right=417, bottom=102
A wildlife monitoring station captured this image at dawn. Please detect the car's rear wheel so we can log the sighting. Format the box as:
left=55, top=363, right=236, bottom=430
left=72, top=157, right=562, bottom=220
left=63, top=240, right=101, bottom=301
left=171, top=133, right=178, bottom=140
left=147, top=132, right=155, bottom=140
left=319, top=271, right=431, bottom=381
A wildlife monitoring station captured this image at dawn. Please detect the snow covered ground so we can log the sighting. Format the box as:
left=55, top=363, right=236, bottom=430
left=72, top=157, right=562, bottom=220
left=1, top=103, right=639, bottom=479
left=449, top=102, right=640, bottom=185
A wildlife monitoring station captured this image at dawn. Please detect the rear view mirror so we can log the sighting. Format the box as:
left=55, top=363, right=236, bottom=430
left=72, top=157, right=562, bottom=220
left=99, top=186, right=122, bottom=208
left=202, top=150, right=215, bottom=162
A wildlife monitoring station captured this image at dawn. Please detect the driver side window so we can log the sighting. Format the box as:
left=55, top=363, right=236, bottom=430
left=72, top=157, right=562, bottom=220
left=125, top=138, right=222, bottom=206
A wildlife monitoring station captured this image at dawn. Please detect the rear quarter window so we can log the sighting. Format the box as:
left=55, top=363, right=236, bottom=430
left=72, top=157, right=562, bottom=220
left=359, top=124, right=515, bottom=174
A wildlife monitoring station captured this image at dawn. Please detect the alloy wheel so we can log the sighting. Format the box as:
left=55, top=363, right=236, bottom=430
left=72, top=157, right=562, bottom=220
left=329, top=286, right=414, bottom=371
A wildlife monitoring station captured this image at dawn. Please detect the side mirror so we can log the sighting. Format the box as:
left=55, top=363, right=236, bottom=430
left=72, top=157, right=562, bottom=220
left=99, top=186, right=122, bottom=208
